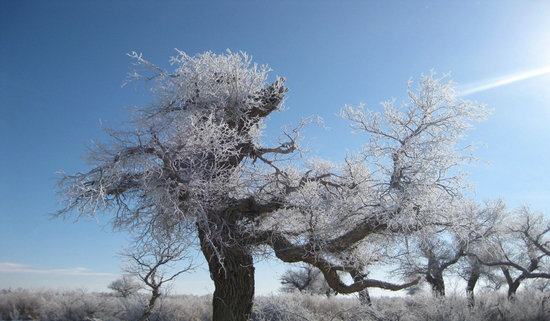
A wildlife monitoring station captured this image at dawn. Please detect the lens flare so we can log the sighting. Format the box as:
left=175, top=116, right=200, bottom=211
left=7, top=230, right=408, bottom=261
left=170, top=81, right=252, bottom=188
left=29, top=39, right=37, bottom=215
left=459, top=65, right=550, bottom=96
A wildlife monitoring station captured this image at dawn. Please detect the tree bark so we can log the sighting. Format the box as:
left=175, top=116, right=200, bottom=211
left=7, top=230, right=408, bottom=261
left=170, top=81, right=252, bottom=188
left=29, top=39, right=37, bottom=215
left=358, top=288, right=372, bottom=305
left=426, top=272, right=445, bottom=297
left=507, top=282, right=520, bottom=299
left=350, top=268, right=372, bottom=306
left=138, top=288, right=160, bottom=321
left=501, top=267, right=520, bottom=299
left=465, top=256, right=481, bottom=306
left=466, top=269, right=480, bottom=306
left=199, top=226, right=255, bottom=321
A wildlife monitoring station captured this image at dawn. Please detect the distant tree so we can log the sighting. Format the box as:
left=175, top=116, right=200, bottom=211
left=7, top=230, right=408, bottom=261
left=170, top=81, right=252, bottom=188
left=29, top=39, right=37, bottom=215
left=513, top=206, right=550, bottom=258
left=108, top=275, right=142, bottom=298
left=458, top=200, right=507, bottom=305
left=394, top=200, right=505, bottom=298
left=280, top=263, right=381, bottom=305
left=123, top=233, right=194, bottom=321
left=280, top=264, right=335, bottom=297
left=479, top=206, right=550, bottom=298
left=529, top=278, right=550, bottom=292
left=57, top=50, right=487, bottom=321
left=393, top=229, right=464, bottom=297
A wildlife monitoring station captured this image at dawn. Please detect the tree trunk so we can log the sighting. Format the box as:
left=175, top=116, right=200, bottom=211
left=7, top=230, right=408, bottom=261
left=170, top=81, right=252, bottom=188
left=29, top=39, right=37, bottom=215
left=507, top=281, right=520, bottom=299
left=466, top=266, right=480, bottom=306
left=199, top=227, right=255, bottom=321
left=138, top=287, right=160, bottom=321
left=501, top=268, right=520, bottom=299
left=427, top=272, right=445, bottom=297
left=349, top=268, right=372, bottom=306
left=358, top=288, right=372, bottom=305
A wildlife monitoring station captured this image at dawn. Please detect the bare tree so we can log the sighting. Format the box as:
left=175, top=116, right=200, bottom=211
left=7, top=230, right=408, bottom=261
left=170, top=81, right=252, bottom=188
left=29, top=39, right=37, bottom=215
left=513, top=206, right=550, bottom=257
left=108, top=275, right=142, bottom=298
left=394, top=200, right=505, bottom=298
left=478, top=207, right=550, bottom=298
left=529, top=278, right=550, bottom=292
left=57, top=51, right=487, bottom=320
left=458, top=200, right=507, bottom=305
left=280, top=264, right=336, bottom=297
left=123, top=233, right=194, bottom=321
left=393, top=229, right=464, bottom=297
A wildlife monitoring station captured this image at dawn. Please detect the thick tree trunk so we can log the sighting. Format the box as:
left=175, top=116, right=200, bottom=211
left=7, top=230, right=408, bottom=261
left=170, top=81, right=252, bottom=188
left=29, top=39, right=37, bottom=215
left=199, top=227, right=255, bottom=321
left=507, top=281, right=520, bottom=299
left=426, top=272, right=445, bottom=297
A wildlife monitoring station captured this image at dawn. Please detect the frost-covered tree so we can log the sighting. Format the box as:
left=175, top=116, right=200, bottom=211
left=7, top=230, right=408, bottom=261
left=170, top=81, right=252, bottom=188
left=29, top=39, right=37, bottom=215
left=458, top=200, right=507, bottom=304
left=258, top=72, right=487, bottom=298
left=57, top=50, right=487, bottom=321
left=394, top=200, right=506, bottom=298
left=57, top=51, right=292, bottom=320
left=394, top=229, right=464, bottom=297
left=479, top=206, right=550, bottom=298
left=280, top=264, right=335, bottom=296
left=122, top=232, right=194, bottom=321
left=108, top=275, right=142, bottom=298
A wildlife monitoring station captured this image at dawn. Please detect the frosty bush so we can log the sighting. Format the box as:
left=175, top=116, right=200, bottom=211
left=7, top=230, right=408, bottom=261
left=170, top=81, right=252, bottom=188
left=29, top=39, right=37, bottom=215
left=108, top=275, right=142, bottom=298
left=1, top=288, right=548, bottom=321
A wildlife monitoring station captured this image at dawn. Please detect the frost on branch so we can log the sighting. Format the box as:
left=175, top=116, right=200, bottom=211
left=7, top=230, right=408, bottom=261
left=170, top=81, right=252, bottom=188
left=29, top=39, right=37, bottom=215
left=122, top=232, right=195, bottom=321
left=342, top=72, right=487, bottom=200
left=57, top=51, right=289, bottom=244
left=475, top=206, right=550, bottom=298
left=252, top=73, right=488, bottom=294
left=389, top=199, right=507, bottom=298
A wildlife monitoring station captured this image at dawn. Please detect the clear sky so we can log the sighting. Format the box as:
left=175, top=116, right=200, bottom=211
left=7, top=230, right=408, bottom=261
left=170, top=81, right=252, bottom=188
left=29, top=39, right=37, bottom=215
left=1, top=0, right=549, bottom=295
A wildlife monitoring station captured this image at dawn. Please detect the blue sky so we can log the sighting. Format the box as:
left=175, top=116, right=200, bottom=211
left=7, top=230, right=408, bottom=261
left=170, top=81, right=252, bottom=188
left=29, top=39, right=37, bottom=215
left=1, top=0, right=549, bottom=295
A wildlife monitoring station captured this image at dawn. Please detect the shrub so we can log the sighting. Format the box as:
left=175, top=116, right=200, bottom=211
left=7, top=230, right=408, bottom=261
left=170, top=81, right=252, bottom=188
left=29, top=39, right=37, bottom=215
left=0, top=287, right=548, bottom=321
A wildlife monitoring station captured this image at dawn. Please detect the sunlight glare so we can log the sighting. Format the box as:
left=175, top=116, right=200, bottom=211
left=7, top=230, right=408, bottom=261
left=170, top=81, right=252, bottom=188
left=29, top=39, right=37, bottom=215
left=459, top=65, right=550, bottom=96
